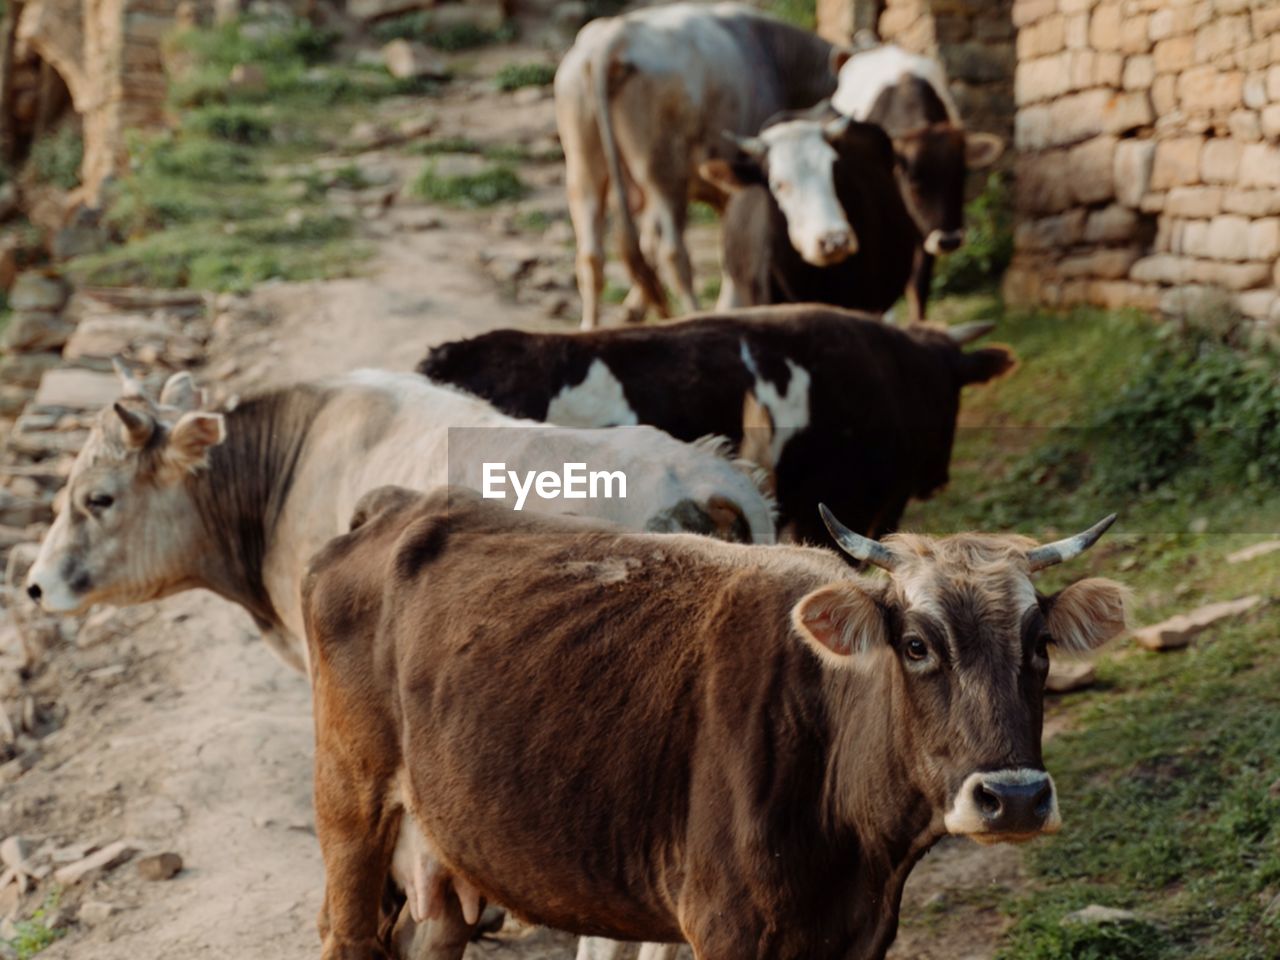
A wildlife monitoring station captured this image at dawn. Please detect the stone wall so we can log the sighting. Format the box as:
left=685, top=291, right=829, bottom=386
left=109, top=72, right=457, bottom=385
left=1004, top=0, right=1280, bottom=324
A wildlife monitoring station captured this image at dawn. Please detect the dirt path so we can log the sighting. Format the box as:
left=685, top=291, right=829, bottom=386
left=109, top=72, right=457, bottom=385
left=6, top=32, right=1032, bottom=960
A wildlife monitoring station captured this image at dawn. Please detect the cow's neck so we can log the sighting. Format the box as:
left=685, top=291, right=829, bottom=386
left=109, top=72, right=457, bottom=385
left=183, top=386, right=330, bottom=638
left=822, top=669, right=942, bottom=957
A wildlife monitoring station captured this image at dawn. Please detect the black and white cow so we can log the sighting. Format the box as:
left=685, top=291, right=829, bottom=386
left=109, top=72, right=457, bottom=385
left=418, top=307, right=1014, bottom=546
left=832, top=44, right=1005, bottom=320
left=698, top=109, right=920, bottom=315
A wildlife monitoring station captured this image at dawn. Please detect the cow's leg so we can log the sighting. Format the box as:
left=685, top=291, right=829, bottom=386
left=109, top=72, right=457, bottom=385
left=567, top=162, right=609, bottom=331
left=655, top=200, right=698, bottom=317
left=907, top=249, right=934, bottom=323
left=621, top=208, right=667, bottom=324
left=576, top=937, right=628, bottom=960
left=637, top=944, right=682, bottom=960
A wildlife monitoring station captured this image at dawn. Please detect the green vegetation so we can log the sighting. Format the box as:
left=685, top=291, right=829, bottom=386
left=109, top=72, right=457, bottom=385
left=370, top=11, right=516, bottom=50
left=412, top=136, right=562, bottom=165
left=907, top=294, right=1280, bottom=958
left=412, top=162, right=527, bottom=208
left=932, top=173, right=1014, bottom=296
left=494, top=62, right=556, bottom=91
left=761, top=0, right=816, bottom=29
left=27, top=127, right=83, bottom=189
left=3, top=892, right=65, bottom=959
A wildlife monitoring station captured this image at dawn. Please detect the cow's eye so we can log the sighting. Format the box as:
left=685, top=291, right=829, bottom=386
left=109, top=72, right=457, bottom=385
left=904, top=637, right=929, bottom=662
left=86, top=493, right=115, bottom=511
left=1035, top=632, right=1051, bottom=659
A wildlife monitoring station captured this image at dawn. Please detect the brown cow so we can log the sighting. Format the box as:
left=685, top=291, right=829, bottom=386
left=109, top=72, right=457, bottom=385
left=304, top=486, right=1128, bottom=960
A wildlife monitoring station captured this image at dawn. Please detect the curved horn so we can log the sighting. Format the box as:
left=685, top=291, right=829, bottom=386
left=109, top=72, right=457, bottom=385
left=819, top=503, right=901, bottom=571
left=112, top=357, right=145, bottom=398
left=823, top=114, right=854, bottom=143
left=113, top=401, right=154, bottom=448
left=723, top=130, right=766, bottom=158
left=1026, top=514, right=1117, bottom=571
left=947, top=321, right=996, bottom=345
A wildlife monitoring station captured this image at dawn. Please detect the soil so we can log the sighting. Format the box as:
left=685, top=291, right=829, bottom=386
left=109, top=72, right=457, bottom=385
left=1, top=29, right=1051, bottom=960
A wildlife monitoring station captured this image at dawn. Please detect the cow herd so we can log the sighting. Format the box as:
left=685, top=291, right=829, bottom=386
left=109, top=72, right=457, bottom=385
left=19, top=4, right=1135, bottom=960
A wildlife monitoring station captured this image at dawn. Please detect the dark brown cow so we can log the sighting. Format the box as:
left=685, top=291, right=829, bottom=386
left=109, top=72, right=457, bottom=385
left=305, top=486, right=1128, bottom=960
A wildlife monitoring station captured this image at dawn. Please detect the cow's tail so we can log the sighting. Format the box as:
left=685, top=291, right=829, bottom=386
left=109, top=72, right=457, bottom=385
left=591, top=26, right=667, bottom=316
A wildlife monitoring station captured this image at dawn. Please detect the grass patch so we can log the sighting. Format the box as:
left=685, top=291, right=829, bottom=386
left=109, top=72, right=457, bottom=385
left=370, top=11, right=516, bottom=49
left=27, top=127, right=82, bottom=189
left=2, top=891, right=65, bottom=959
left=761, top=0, right=816, bottom=29
left=412, top=162, right=527, bottom=208
left=689, top=201, right=719, bottom=226
left=184, top=104, right=273, bottom=144
left=495, top=62, right=556, bottom=91
left=411, top=137, right=562, bottom=164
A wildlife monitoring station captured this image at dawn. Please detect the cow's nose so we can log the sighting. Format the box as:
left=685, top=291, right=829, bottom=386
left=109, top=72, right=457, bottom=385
left=970, top=772, right=1055, bottom=834
left=26, top=582, right=42, bottom=602
left=817, top=230, right=856, bottom=262
left=935, top=231, right=963, bottom=253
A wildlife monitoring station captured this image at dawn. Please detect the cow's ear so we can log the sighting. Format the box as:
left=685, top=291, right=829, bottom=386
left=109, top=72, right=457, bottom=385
left=965, top=133, right=1004, bottom=169
left=830, top=46, right=855, bottom=74
left=792, top=582, right=886, bottom=668
left=1045, top=578, right=1130, bottom=654
left=699, top=158, right=764, bottom=194
left=163, top=411, right=226, bottom=476
left=159, top=371, right=200, bottom=411
left=958, top=345, right=1017, bottom=386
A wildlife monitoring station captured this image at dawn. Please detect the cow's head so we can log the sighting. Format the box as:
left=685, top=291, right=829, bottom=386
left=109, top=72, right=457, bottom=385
left=699, top=117, right=861, bottom=267
left=892, top=123, right=1003, bottom=255
left=793, top=507, right=1127, bottom=843
left=25, top=361, right=226, bottom=614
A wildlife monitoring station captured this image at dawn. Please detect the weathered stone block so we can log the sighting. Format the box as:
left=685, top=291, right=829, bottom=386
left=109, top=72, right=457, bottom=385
left=1123, top=55, right=1155, bottom=90
left=1237, top=289, right=1278, bottom=321
left=1050, top=89, right=1114, bottom=145
left=1017, top=152, right=1074, bottom=212
left=1194, top=15, right=1250, bottom=64
left=1239, top=40, right=1271, bottom=74
left=1013, top=0, right=1058, bottom=28
left=1094, top=51, right=1124, bottom=87
left=1254, top=6, right=1280, bottom=38
left=1223, top=188, right=1280, bottom=217
left=1268, top=65, right=1280, bottom=102
left=1200, top=138, right=1243, bottom=182
left=1066, top=11, right=1089, bottom=48
left=1240, top=144, right=1280, bottom=187
left=1070, top=135, right=1119, bottom=204
left=1188, top=260, right=1271, bottom=289
left=1085, top=204, right=1139, bottom=242
left=1181, top=219, right=1211, bottom=257
left=1261, top=104, right=1280, bottom=142
left=1089, top=279, right=1162, bottom=310
left=1178, top=68, right=1244, bottom=115
left=1120, top=14, right=1151, bottom=54
left=1131, top=253, right=1191, bottom=284
left=1015, top=104, right=1053, bottom=150
left=1152, top=74, right=1178, bottom=115
left=1249, top=218, right=1280, bottom=261
left=1229, top=110, right=1263, bottom=142
left=1017, top=209, right=1088, bottom=249
left=1089, top=3, right=1122, bottom=51
left=1060, top=0, right=1095, bottom=15
left=1018, top=14, right=1066, bottom=59
left=1114, top=138, right=1157, bottom=207
left=1206, top=214, right=1253, bottom=260
left=1166, top=185, right=1223, bottom=217
left=1059, top=248, right=1140, bottom=279
left=1243, top=73, right=1268, bottom=110
left=1150, top=137, right=1204, bottom=189
left=1016, top=54, right=1072, bottom=104
left=1154, top=36, right=1194, bottom=73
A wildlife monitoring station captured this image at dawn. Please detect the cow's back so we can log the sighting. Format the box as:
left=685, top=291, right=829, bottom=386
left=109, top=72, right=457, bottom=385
left=328, top=489, right=843, bottom=939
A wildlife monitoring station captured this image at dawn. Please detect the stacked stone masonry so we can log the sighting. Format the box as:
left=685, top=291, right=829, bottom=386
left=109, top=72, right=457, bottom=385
left=1004, top=0, right=1280, bottom=322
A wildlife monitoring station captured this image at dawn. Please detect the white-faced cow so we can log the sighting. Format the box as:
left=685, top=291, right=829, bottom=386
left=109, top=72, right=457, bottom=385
left=418, top=306, right=1015, bottom=547
left=556, top=2, right=840, bottom=329
left=24, top=364, right=773, bottom=959
left=304, top=485, right=1128, bottom=960
left=831, top=43, right=1005, bottom=319
left=25, top=365, right=774, bottom=668
left=698, top=109, right=920, bottom=313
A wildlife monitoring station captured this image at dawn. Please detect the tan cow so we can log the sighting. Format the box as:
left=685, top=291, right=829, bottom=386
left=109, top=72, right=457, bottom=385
left=305, top=486, right=1129, bottom=960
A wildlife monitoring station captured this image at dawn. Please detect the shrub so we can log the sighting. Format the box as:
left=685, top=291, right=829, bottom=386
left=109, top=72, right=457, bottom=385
left=412, top=163, right=527, bottom=207
left=371, top=12, right=516, bottom=49
left=2, top=892, right=65, bottom=959
left=185, top=105, right=272, bottom=144
left=28, top=127, right=83, bottom=189
left=495, top=62, right=556, bottom=91
left=931, top=172, right=1013, bottom=296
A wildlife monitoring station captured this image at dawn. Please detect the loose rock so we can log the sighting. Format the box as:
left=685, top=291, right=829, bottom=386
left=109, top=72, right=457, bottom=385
left=2, top=312, right=77, bottom=353
left=78, top=900, right=116, bottom=925
left=9, top=274, right=70, bottom=313
left=1062, top=904, right=1137, bottom=926
left=1132, top=595, right=1264, bottom=651
left=52, top=840, right=136, bottom=886
left=136, top=851, right=183, bottom=881
left=1226, top=540, right=1280, bottom=564
left=383, top=40, right=449, bottom=81
left=33, top=369, right=120, bottom=409
left=1045, top=658, right=1096, bottom=693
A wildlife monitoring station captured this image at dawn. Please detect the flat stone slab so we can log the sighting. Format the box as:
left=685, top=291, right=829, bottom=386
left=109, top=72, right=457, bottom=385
left=1226, top=540, right=1280, bottom=564
left=1045, top=658, right=1097, bottom=693
left=34, top=368, right=119, bottom=410
left=1133, top=595, right=1264, bottom=651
